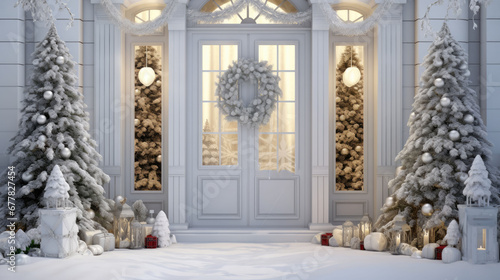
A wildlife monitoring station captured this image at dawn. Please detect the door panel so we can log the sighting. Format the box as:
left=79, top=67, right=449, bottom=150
left=188, top=31, right=309, bottom=228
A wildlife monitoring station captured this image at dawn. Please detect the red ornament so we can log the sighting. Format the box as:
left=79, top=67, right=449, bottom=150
left=321, top=233, right=333, bottom=246
left=360, top=241, right=365, bottom=250
left=435, top=245, right=446, bottom=260
left=145, top=234, right=158, bottom=249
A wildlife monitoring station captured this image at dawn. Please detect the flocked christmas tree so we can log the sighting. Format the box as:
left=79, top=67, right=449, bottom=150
left=463, top=155, right=492, bottom=207
left=43, top=165, right=70, bottom=208
left=134, top=46, right=162, bottom=191
left=202, top=119, right=219, bottom=165
left=0, top=25, right=112, bottom=231
left=152, top=210, right=171, bottom=248
left=375, top=23, right=500, bottom=234
left=335, top=46, right=364, bottom=191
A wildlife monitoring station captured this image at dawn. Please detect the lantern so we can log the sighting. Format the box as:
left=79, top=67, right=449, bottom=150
left=359, top=213, right=372, bottom=241
left=113, top=197, right=135, bottom=248
left=145, top=235, right=158, bottom=249
left=342, top=220, right=355, bottom=247
left=130, top=219, right=145, bottom=249
left=390, top=214, right=409, bottom=254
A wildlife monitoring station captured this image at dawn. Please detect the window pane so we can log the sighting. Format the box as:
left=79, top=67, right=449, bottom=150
left=202, top=72, right=218, bottom=101
left=278, top=134, right=295, bottom=173
left=202, top=134, right=219, bottom=165
left=279, top=102, right=295, bottom=133
left=149, top=10, right=161, bottom=21
left=259, top=45, right=278, bottom=68
left=259, top=134, right=277, bottom=170
left=221, top=117, right=238, bottom=132
left=278, top=72, right=295, bottom=101
left=349, top=10, right=363, bottom=22
left=203, top=45, right=220, bottom=70
left=202, top=103, right=219, bottom=132
left=134, top=45, right=162, bottom=191
left=278, top=45, right=295, bottom=70
left=221, top=45, right=238, bottom=69
left=221, top=134, right=238, bottom=165
left=259, top=108, right=278, bottom=133
left=337, top=10, right=349, bottom=21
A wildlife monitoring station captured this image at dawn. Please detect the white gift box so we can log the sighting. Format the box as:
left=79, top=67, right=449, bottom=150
left=39, top=208, right=79, bottom=258
left=92, top=233, right=115, bottom=251
left=78, top=229, right=102, bottom=245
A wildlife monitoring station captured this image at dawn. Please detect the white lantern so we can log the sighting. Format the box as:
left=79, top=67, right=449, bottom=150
left=359, top=213, right=372, bottom=241
left=390, top=214, right=409, bottom=255
left=342, top=220, right=355, bottom=247
left=113, top=197, right=135, bottom=248
left=138, top=67, right=155, bottom=86
left=129, top=219, right=145, bottom=249
left=342, top=66, right=361, bottom=87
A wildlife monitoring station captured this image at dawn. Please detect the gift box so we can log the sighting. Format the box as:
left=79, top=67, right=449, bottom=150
left=435, top=245, right=447, bottom=260
left=92, top=232, right=115, bottom=251
left=321, top=233, right=333, bottom=246
left=360, top=241, right=365, bottom=250
left=145, top=235, right=158, bottom=249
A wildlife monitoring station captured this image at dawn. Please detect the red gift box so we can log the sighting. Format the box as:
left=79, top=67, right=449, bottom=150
left=145, top=234, right=158, bottom=249
left=321, top=233, right=333, bottom=246
left=360, top=241, right=365, bottom=250
left=435, top=245, right=447, bottom=260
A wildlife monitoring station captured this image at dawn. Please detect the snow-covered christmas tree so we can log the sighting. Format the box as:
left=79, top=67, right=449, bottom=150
left=463, top=155, right=492, bottom=206
left=375, top=23, right=500, bottom=233
left=202, top=119, right=219, bottom=165
left=335, top=46, right=364, bottom=191
left=0, top=25, right=112, bottom=231
left=43, top=165, right=70, bottom=208
left=152, top=210, right=171, bottom=248
left=134, top=46, right=162, bottom=191
left=443, top=220, right=460, bottom=246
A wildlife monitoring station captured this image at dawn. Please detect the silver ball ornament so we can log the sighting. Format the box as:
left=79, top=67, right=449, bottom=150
left=385, top=197, right=394, bottom=207
left=355, top=146, right=362, bottom=152
left=464, top=114, right=474, bottom=124
left=22, top=172, right=33, bottom=182
left=157, top=155, right=162, bottom=162
left=440, top=97, right=451, bottom=107
left=43, top=90, right=53, bottom=100
left=134, top=119, right=140, bottom=126
left=459, top=173, right=468, bottom=182
left=421, top=203, right=433, bottom=216
left=434, top=78, right=445, bottom=88
left=61, top=147, right=71, bottom=159
left=39, top=135, right=47, bottom=142
left=56, top=56, right=65, bottom=65
left=114, top=195, right=126, bottom=206
left=460, top=63, right=467, bottom=70
left=341, top=148, right=349, bottom=155
left=37, top=115, right=47, bottom=124
left=449, top=130, right=460, bottom=141
left=87, top=209, right=95, bottom=219
left=422, top=152, right=433, bottom=164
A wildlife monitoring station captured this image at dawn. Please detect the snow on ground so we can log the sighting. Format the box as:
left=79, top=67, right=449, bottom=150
left=1, top=243, right=500, bottom=280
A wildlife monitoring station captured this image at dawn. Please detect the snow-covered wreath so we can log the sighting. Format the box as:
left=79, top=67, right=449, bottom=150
left=216, top=58, right=281, bottom=127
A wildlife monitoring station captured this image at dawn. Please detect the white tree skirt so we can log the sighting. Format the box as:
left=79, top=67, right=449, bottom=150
left=2, top=243, right=499, bottom=279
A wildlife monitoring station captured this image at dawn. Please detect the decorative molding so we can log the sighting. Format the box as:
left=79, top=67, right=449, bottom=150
left=331, top=200, right=368, bottom=223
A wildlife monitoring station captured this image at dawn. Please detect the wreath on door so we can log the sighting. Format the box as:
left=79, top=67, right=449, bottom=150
left=216, top=58, right=281, bottom=127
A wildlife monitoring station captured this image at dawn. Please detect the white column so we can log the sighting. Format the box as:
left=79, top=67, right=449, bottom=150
left=91, top=0, right=123, bottom=198
left=375, top=2, right=405, bottom=216
left=309, top=2, right=333, bottom=231
left=168, top=2, right=188, bottom=230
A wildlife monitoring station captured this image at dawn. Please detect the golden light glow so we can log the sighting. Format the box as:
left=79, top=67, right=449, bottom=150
left=343, top=66, right=361, bottom=87
left=138, top=67, right=155, bottom=86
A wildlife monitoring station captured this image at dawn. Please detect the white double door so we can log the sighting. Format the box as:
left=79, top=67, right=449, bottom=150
left=187, top=30, right=310, bottom=228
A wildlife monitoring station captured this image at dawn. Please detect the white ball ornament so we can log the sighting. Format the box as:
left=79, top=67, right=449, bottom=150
left=355, top=146, right=362, bottom=152
left=341, top=148, right=349, bottom=155
left=422, top=152, right=433, bottom=164
left=434, top=78, right=444, bottom=88
left=39, top=135, right=47, bottom=142
left=157, top=155, right=162, bottom=162
left=156, top=80, right=161, bottom=86
left=134, top=89, right=140, bottom=95
left=460, top=63, right=467, bottom=70
left=61, top=148, right=71, bottom=159
left=335, top=97, right=341, bottom=103
left=37, top=115, right=47, bottom=124
left=410, top=112, right=416, bottom=120
left=22, top=172, right=33, bottom=182
left=43, top=90, right=53, bottom=100
left=339, top=115, right=346, bottom=121
left=87, top=209, right=95, bottom=219
left=449, top=130, right=460, bottom=141
left=464, top=114, right=474, bottom=124
left=421, top=203, right=433, bottom=216
left=343, top=66, right=361, bottom=87
left=440, top=97, right=451, bottom=107
left=134, top=119, right=140, bottom=126
left=32, top=59, right=39, bottom=66
left=138, top=67, right=155, bottom=86
left=459, top=173, right=468, bottom=182
left=56, top=56, right=65, bottom=65
left=385, top=197, right=394, bottom=207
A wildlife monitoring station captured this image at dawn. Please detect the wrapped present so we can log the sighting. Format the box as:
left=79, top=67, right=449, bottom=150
left=92, top=232, right=115, bottom=251
left=360, top=241, right=365, bottom=250
left=435, top=245, right=447, bottom=260
left=145, top=235, right=158, bottom=249
left=78, top=229, right=102, bottom=245
left=141, top=222, right=154, bottom=237
left=39, top=208, right=79, bottom=258
left=321, top=233, right=333, bottom=246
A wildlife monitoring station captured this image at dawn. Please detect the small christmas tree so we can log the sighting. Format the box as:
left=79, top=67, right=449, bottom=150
left=202, top=119, right=219, bottom=165
left=335, top=46, right=364, bottom=191
left=152, top=210, right=171, bottom=248
left=0, top=25, right=112, bottom=231
left=443, top=220, right=461, bottom=246
left=44, top=165, right=70, bottom=208
left=375, top=23, right=500, bottom=233
left=463, top=155, right=492, bottom=207
left=134, top=46, right=162, bottom=191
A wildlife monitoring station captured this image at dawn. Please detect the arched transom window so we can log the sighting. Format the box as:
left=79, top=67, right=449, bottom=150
left=134, top=9, right=161, bottom=23
left=335, top=8, right=364, bottom=23
left=201, top=0, right=297, bottom=24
